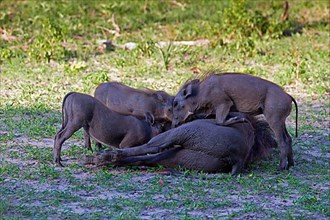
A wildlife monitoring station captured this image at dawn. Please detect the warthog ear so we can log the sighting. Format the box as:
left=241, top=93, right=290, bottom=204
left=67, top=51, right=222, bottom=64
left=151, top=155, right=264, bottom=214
left=182, top=83, right=193, bottom=98
left=144, top=112, right=155, bottom=125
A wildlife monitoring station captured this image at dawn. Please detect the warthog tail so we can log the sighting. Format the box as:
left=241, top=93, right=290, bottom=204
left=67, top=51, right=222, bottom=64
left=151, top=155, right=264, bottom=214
left=290, top=95, right=298, bottom=137
left=60, top=92, right=75, bottom=129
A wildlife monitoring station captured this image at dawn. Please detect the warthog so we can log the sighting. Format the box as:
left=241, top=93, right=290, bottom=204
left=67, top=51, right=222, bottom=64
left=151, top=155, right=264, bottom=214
left=171, top=72, right=298, bottom=171
left=83, top=113, right=277, bottom=175
left=94, top=82, right=174, bottom=122
left=84, top=82, right=174, bottom=149
left=53, top=92, right=162, bottom=166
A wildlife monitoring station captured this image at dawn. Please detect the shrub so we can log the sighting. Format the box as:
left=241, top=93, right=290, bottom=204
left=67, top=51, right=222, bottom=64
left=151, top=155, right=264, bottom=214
left=27, top=18, right=69, bottom=62
left=219, top=0, right=289, bottom=55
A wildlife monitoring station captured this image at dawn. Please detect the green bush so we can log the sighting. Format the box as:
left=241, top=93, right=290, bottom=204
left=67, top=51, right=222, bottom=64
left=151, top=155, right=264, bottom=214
left=27, top=18, right=69, bottom=62
left=220, top=0, right=289, bottom=55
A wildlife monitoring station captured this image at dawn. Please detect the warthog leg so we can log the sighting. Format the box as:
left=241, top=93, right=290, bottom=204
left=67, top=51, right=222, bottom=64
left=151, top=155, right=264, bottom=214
left=53, top=122, right=83, bottom=167
left=81, top=150, right=119, bottom=166
left=215, top=102, right=232, bottom=125
left=222, top=116, right=247, bottom=126
left=114, top=129, right=180, bottom=159
left=230, top=160, right=246, bottom=175
left=83, top=129, right=103, bottom=152
left=83, top=131, right=93, bottom=152
left=264, top=101, right=294, bottom=170
left=81, top=155, right=95, bottom=165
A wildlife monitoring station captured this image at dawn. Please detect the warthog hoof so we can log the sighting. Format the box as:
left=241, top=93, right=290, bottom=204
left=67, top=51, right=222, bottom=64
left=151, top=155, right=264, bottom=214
left=82, top=150, right=120, bottom=167
left=81, top=155, right=96, bottom=165
left=278, top=160, right=290, bottom=171
left=54, top=158, right=64, bottom=167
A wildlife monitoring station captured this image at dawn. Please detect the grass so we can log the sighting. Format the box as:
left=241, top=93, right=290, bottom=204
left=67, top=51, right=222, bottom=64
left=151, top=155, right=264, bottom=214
left=0, top=0, right=329, bottom=219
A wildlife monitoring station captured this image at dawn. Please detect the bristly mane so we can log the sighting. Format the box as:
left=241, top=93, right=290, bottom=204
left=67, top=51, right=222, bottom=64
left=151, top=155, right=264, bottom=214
left=201, top=69, right=249, bottom=80
left=142, top=87, right=159, bottom=94
left=179, top=78, right=200, bottom=90
left=182, top=69, right=246, bottom=87
left=197, top=69, right=228, bottom=80
left=248, top=116, right=277, bottom=162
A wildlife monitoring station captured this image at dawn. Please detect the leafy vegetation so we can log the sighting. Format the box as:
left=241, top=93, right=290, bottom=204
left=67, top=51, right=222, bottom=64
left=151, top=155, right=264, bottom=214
left=0, top=0, right=329, bottom=219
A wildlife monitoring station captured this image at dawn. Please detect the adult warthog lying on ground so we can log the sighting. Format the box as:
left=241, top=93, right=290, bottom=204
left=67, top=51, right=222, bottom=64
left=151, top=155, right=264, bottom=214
left=83, top=113, right=277, bottom=175
left=85, top=82, right=174, bottom=149
left=172, top=72, right=298, bottom=171
left=53, top=92, right=162, bottom=167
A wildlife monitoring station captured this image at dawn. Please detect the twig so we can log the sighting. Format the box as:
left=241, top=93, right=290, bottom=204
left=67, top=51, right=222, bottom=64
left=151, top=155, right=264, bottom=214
left=280, top=0, right=289, bottom=21
left=97, top=14, right=121, bottom=38
left=108, top=14, right=121, bottom=37
left=96, top=26, right=118, bottom=35
left=143, top=0, right=148, bottom=13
